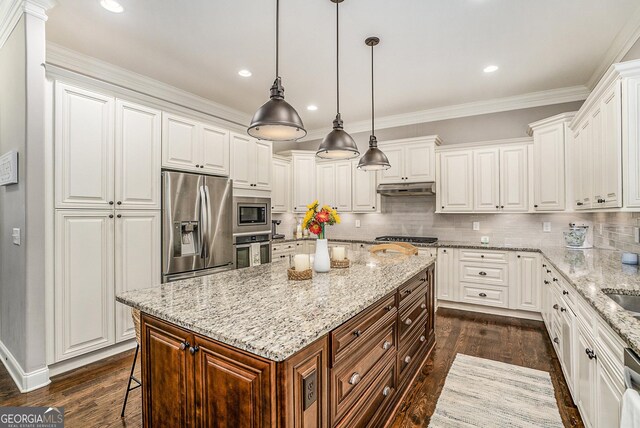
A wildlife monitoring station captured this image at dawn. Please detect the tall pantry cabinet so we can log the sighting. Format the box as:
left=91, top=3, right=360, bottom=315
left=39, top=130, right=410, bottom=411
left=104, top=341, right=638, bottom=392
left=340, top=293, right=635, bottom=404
left=53, top=82, right=161, bottom=362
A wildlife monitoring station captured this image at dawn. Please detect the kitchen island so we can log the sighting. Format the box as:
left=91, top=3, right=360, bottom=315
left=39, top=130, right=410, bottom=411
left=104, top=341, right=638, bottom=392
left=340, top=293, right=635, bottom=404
left=117, top=250, right=436, bottom=427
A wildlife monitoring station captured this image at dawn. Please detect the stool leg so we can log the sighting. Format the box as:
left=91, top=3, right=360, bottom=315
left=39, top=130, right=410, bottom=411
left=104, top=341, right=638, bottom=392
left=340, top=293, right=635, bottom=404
left=121, top=344, right=140, bottom=418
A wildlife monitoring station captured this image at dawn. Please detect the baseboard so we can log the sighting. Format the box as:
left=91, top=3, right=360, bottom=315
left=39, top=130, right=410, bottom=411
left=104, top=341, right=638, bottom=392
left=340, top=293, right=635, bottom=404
left=48, top=339, right=136, bottom=377
left=437, top=300, right=542, bottom=321
left=0, top=339, right=51, bottom=393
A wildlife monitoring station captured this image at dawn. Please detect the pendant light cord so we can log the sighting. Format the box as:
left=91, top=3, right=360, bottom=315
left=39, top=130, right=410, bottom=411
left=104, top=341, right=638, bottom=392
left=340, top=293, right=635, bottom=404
left=336, top=1, right=340, bottom=115
left=371, top=43, right=375, bottom=136
left=276, top=0, right=280, bottom=79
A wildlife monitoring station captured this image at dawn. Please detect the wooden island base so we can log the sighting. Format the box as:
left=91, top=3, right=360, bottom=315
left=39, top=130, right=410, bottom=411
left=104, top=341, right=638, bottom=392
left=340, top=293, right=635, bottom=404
left=140, top=264, right=435, bottom=428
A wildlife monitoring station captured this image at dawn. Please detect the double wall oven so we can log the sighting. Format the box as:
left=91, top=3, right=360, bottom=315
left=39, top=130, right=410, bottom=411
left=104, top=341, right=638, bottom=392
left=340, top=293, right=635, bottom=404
left=233, top=196, right=272, bottom=269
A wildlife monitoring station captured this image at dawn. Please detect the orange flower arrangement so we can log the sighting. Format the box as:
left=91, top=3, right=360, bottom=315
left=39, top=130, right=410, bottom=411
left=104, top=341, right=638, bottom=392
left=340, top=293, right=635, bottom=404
left=302, top=200, right=341, bottom=239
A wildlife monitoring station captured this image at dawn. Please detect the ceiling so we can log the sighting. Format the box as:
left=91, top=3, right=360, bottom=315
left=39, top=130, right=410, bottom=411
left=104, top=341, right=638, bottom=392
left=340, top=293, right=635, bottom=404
left=46, top=0, right=640, bottom=133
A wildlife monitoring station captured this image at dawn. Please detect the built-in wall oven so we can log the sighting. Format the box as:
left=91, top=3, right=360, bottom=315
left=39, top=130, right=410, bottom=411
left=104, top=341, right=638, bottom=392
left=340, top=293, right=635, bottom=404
left=233, top=196, right=272, bottom=269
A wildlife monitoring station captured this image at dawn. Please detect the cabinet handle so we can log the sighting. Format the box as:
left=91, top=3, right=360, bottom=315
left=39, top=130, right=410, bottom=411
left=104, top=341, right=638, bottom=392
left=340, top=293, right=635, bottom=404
left=553, top=337, right=560, bottom=344
left=500, top=205, right=504, bottom=209
left=117, top=214, right=122, bottom=218
left=404, top=318, right=412, bottom=326
left=441, top=206, right=445, bottom=209
left=542, top=264, right=547, bottom=268
left=546, top=269, right=552, bottom=273
left=577, top=202, right=584, bottom=206
left=109, top=201, right=114, bottom=205
left=495, top=205, right=499, bottom=209
left=420, top=335, right=426, bottom=342
left=189, top=345, right=199, bottom=355
left=179, top=341, right=190, bottom=351
left=544, top=280, right=550, bottom=285
left=585, top=348, right=597, bottom=360
left=563, top=290, right=569, bottom=296
left=382, top=386, right=392, bottom=397
left=560, top=307, right=567, bottom=312
left=117, top=201, right=122, bottom=205
left=553, top=304, right=559, bottom=310
left=598, top=198, right=606, bottom=203
left=372, top=206, right=375, bottom=209
left=553, top=278, right=558, bottom=282
left=195, top=164, right=200, bottom=168
left=478, top=271, right=487, bottom=276
left=421, top=303, right=427, bottom=309
left=109, top=214, right=114, bottom=218
left=403, top=289, right=413, bottom=294
left=534, top=204, right=538, bottom=208
left=382, top=341, right=392, bottom=350
left=352, top=330, right=362, bottom=337
left=479, top=293, right=487, bottom=297
left=480, top=255, right=485, bottom=258
left=443, top=249, right=447, bottom=253
left=384, top=305, right=394, bottom=311
left=200, top=165, right=204, bottom=169
left=348, top=372, right=361, bottom=385
left=404, top=356, right=412, bottom=364
left=517, top=255, right=521, bottom=258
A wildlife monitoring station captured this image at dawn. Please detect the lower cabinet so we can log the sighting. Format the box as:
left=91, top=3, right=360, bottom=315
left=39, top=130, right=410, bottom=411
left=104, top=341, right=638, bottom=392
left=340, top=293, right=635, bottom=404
left=576, top=324, right=597, bottom=428
left=435, top=248, right=457, bottom=301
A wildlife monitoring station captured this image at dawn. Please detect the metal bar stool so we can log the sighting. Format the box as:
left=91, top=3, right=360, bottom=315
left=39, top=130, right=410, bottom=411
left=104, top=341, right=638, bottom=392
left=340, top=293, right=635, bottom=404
left=121, top=308, right=141, bottom=417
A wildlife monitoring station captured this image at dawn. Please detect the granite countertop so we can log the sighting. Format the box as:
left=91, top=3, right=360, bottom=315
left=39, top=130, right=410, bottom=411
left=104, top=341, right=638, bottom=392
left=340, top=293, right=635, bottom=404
left=117, top=250, right=435, bottom=362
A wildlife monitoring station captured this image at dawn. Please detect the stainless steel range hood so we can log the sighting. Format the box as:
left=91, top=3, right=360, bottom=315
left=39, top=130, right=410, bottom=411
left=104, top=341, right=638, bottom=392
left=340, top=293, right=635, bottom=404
left=377, top=182, right=436, bottom=196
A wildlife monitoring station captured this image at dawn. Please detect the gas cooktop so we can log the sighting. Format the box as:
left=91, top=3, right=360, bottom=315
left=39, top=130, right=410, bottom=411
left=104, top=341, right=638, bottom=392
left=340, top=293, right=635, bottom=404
left=375, top=236, right=438, bottom=244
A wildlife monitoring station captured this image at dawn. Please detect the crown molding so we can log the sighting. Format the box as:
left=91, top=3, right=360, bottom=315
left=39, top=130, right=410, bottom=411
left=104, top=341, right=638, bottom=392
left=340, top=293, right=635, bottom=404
left=46, top=42, right=251, bottom=127
left=436, top=136, right=533, bottom=152
left=527, top=111, right=577, bottom=135
left=302, top=85, right=590, bottom=142
left=587, top=3, right=640, bottom=89
left=0, top=0, right=55, bottom=48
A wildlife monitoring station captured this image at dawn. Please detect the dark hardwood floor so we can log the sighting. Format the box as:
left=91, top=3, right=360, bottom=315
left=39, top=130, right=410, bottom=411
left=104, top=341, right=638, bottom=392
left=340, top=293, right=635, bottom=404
left=0, top=308, right=582, bottom=427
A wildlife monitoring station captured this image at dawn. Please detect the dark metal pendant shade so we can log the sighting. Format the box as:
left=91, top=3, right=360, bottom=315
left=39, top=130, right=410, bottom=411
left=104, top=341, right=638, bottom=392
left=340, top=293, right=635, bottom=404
left=316, top=114, right=359, bottom=159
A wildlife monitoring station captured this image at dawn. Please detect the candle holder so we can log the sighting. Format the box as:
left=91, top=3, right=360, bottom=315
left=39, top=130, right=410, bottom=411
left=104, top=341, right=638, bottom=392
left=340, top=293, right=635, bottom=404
left=330, top=246, right=350, bottom=268
left=287, top=267, right=313, bottom=281
left=330, top=258, right=350, bottom=269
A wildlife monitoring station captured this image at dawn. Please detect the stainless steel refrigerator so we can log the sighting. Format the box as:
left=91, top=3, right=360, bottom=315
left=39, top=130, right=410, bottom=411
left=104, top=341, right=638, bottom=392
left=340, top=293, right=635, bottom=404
left=162, top=171, right=234, bottom=282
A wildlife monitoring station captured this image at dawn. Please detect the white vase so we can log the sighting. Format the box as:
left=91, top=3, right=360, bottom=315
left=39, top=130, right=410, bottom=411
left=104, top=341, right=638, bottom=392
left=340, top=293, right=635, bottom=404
left=313, top=239, right=331, bottom=273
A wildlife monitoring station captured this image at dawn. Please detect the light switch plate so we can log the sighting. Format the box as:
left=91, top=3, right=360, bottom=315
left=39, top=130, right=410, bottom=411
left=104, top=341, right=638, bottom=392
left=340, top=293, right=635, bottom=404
left=12, top=228, right=20, bottom=245
left=355, top=220, right=361, bottom=228
left=472, top=222, right=480, bottom=231
left=543, top=222, right=551, bottom=232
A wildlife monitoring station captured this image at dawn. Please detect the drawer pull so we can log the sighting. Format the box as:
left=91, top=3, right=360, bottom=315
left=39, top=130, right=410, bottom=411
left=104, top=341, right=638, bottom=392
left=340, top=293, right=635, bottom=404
left=544, top=280, right=550, bottom=285
left=404, top=356, right=412, bottom=364
left=420, top=335, right=426, bottom=342
left=553, top=278, right=558, bottom=282
left=421, top=303, right=427, bottom=309
left=563, top=290, right=569, bottom=296
left=348, top=372, right=361, bottom=385
left=478, top=271, right=487, bottom=276
left=384, top=305, right=394, bottom=311
left=404, top=318, right=413, bottom=326
left=352, top=330, right=362, bottom=337
left=480, top=255, right=485, bottom=258
left=382, top=386, right=392, bottom=397
left=179, top=341, right=190, bottom=351
left=553, top=337, right=560, bottom=344
left=560, top=307, right=567, bottom=313
left=403, top=289, right=413, bottom=295
left=553, top=304, right=559, bottom=310
left=546, top=269, right=552, bottom=273
left=382, top=341, right=392, bottom=350
left=585, top=348, right=597, bottom=360
left=542, top=264, right=547, bottom=268
left=478, top=293, right=487, bottom=297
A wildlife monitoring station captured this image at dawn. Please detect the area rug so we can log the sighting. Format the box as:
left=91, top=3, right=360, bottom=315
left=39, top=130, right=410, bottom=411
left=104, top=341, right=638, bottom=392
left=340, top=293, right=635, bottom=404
left=429, top=354, right=563, bottom=428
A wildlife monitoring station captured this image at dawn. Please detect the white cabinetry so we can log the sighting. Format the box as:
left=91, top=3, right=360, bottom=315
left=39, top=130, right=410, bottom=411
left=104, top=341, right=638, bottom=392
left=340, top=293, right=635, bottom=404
left=351, top=161, right=378, bottom=213
left=287, top=151, right=317, bottom=213
left=596, top=83, right=622, bottom=208
left=576, top=324, right=597, bottom=428
left=500, top=145, right=528, bottom=211
left=473, top=148, right=500, bottom=211
left=162, top=113, right=230, bottom=176
left=513, top=252, right=540, bottom=311
left=438, top=151, right=473, bottom=212
left=624, top=75, right=640, bottom=208
left=272, top=156, right=291, bottom=213
left=435, top=248, right=457, bottom=301
left=230, top=133, right=272, bottom=190
left=379, top=136, right=441, bottom=184
left=316, top=161, right=352, bottom=211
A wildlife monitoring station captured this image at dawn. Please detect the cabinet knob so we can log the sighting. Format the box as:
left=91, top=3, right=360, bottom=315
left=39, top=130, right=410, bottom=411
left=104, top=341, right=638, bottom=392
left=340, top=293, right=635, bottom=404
left=563, top=290, right=569, bottom=296
left=553, top=278, right=558, bottom=282
left=200, top=165, right=204, bottom=169
left=384, top=305, right=394, bottom=311
left=495, top=205, right=499, bottom=209
left=546, top=269, right=552, bottom=273
left=117, top=214, right=122, bottom=218
left=500, top=205, right=504, bottom=209
left=420, top=335, right=426, bottom=342
left=480, top=255, right=484, bottom=258
left=179, top=341, right=190, bottom=351
left=195, top=164, right=200, bottom=168
left=109, top=214, right=114, bottom=218
left=553, top=304, right=559, bottom=310
left=372, top=206, right=375, bottom=209
left=479, top=293, right=487, bottom=297
left=382, top=386, right=392, bottom=397
left=598, top=198, right=606, bottom=203
left=585, top=348, right=597, bottom=360
left=478, top=271, right=487, bottom=276
left=421, top=303, right=427, bottom=309
left=560, top=307, right=567, bottom=312
left=517, top=255, right=521, bottom=258
left=189, top=345, right=199, bottom=355
left=577, top=202, right=584, bottom=206
left=348, top=372, right=361, bottom=385
left=109, top=201, right=114, bottom=205
left=403, top=289, right=413, bottom=294
left=553, top=337, right=560, bottom=344
left=117, top=201, right=122, bottom=205
left=404, top=318, right=412, bottom=326
left=441, top=206, right=445, bottom=209
left=352, top=329, right=361, bottom=337
left=542, top=264, right=547, bottom=268
left=382, top=341, right=392, bottom=350
left=544, top=280, right=550, bottom=284
left=534, top=204, right=538, bottom=208
left=404, top=356, right=412, bottom=364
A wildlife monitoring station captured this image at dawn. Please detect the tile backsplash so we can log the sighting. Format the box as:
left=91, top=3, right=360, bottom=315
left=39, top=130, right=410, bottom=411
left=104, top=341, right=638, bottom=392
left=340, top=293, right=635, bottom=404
left=593, top=212, right=640, bottom=254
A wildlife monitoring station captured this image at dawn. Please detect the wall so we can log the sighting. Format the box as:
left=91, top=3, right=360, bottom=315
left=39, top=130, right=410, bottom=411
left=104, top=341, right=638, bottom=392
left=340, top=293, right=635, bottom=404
left=622, top=37, right=640, bottom=61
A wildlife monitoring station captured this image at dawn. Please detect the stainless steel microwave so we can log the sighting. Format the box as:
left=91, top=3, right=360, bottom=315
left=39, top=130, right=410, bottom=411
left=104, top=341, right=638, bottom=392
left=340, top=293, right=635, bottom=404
left=233, top=196, right=271, bottom=234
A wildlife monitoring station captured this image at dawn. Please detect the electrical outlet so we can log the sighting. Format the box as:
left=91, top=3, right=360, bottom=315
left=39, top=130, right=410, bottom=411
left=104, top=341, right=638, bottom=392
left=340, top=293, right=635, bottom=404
left=12, top=228, right=20, bottom=245
left=543, top=222, right=551, bottom=232
left=355, top=220, right=361, bottom=228
left=472, top=221, right=480, bottom=231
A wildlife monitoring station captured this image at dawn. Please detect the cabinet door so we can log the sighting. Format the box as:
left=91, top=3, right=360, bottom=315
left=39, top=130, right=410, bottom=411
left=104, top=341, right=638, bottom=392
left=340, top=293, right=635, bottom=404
left=599, top=83, right=622, bottom=208
left=625, top=76, right=640, bottom=208
left=293, top=155, right=317, bottom=213
left=596, top=358, right=623, bottom=428
left=436, top=248, right=457, bottom=301
left=352, top=161, right=377, bottom=213
left=473, top=148, right=500, bottom=212
left=55, top=82, right=114, bottom=209
left=439, top=152, right=473, bottom=212
left=334, top=161, right=352, bottom=212
left=271, top=159, right=290, bottom=213
left=230, top=133, right=256, bottom=189
left=141, top=316, right=194, bottom=428
left=115, top=100, right=161, bottom=210
left=404, top=141, right=435, bottom=182
left=194, top=337, right=274, bottom=427
left=576, top=327, right=596, bottom=428
left=254, top=140, right=273, bottom=190
left=115, top=211, right=161, bottom=342
left=500, top=146, right=528, bottom=212
left=378, top=145, right=404, bottom=183
left=162, top=113, right=200, bottom=172
left=578, top=119, right=593, bottom=209
left=572, top=128, right=584, bottom=209
left=201, top=124, right=230, bottom=176
left=316, top=163, right=336, bottom=209
left=560, top=308, right=575, bottom=395
left=533, top=123, right=566, bottom=211
left=591, top=106, right=605, bottom=207
left=514, top=252, right=540, bottom=312
left=54, top=211, right=115, bottom=361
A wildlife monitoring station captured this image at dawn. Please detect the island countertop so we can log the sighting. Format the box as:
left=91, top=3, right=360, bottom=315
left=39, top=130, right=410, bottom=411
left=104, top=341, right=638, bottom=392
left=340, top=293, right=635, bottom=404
left=117, top=250, right=435, bottom=362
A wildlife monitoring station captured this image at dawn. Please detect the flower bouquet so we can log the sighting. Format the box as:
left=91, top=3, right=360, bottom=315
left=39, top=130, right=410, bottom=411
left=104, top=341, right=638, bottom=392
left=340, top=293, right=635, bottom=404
left=302, top=201, right=341, bottom=272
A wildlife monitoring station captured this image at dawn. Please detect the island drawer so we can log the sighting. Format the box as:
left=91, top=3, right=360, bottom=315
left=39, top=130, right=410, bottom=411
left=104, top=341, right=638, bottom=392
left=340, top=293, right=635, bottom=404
left=331, top=292, right=396, bottom=365
left=459, top=249, right=509, bottom=263
left=399, top=269, right=429, bottom=307
left=334, top=354, right=396, bottom=428
left=331, top=317, right=397, bottom=423
left=398, top=324, right=429, bottom=383
left=460, top=283, right=509, bottom=308
left=399, top=290, right=428, bottom=344
left=459, top=261, right=508, bottom=286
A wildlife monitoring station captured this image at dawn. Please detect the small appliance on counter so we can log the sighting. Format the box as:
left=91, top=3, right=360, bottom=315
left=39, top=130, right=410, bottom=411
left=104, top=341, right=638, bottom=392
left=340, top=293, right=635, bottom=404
left=563, top=222, right=593, bottom=249
left=272, top=219, right=285, bottom=239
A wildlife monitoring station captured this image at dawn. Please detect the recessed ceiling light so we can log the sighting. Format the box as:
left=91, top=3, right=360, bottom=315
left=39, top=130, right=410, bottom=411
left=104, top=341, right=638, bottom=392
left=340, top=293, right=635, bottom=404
left=483, top=65, right=499, bottom=73
left=100, top=0, right=124, bottom=13
left=238, top=69, right=252, bottom=77
left=307, top=105, right=318, bottom=111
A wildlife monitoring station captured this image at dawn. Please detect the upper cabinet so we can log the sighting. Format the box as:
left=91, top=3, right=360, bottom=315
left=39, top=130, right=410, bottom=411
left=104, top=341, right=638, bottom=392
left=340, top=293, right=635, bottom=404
left=528, top=113, right=575, bottom=212
left=162, top=112, right=230, bottom=177
left=351, top=160, right=378, bottom=213
left=271, top=156, right=291, bottom=213
left=379, top=136, right=441, bottom=184
left=499, top=145, right=529, bottom=212
left=230, top=133, right=272, bottom=191
left=288, top=151, right=317, bottom=213
left=438, top=151, right=474, bottom=212
left=316, top=161, right=352, bottom=212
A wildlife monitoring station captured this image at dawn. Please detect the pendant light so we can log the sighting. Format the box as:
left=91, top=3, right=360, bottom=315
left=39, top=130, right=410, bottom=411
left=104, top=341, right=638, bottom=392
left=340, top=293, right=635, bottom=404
left=358, top=37, right=390, bottom=171
left=316, top=0, right=359, bottom=160
left=248, top=0, right=307, bottom=141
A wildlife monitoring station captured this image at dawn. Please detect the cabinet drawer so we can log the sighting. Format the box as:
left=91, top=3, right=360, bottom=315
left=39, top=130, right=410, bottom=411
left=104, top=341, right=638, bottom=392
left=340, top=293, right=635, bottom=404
left=399, top=270, right=428, bottom=307
left=459, top=249, right=509, bottom=263
left=272, top=242, right=296, bottom=253
left=331, top=318, right=396, bottom=422
left=335, top=355, right=396, bottom=428
left=459, top=262, right=508, bottom=286
left=331, top=293, right=396, bottom=365
left=460, top=284, right=509, bottom=308
left=398, top=324, right=429, bottom=383
left=399, top=291, right=428, bottom=345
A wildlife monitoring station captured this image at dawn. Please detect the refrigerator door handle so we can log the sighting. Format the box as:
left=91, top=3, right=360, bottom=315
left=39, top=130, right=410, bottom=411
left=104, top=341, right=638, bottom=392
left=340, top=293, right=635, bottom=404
left=204, top=184, right=213, bottom=262
left=199, top=185, right=209, bottom=260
